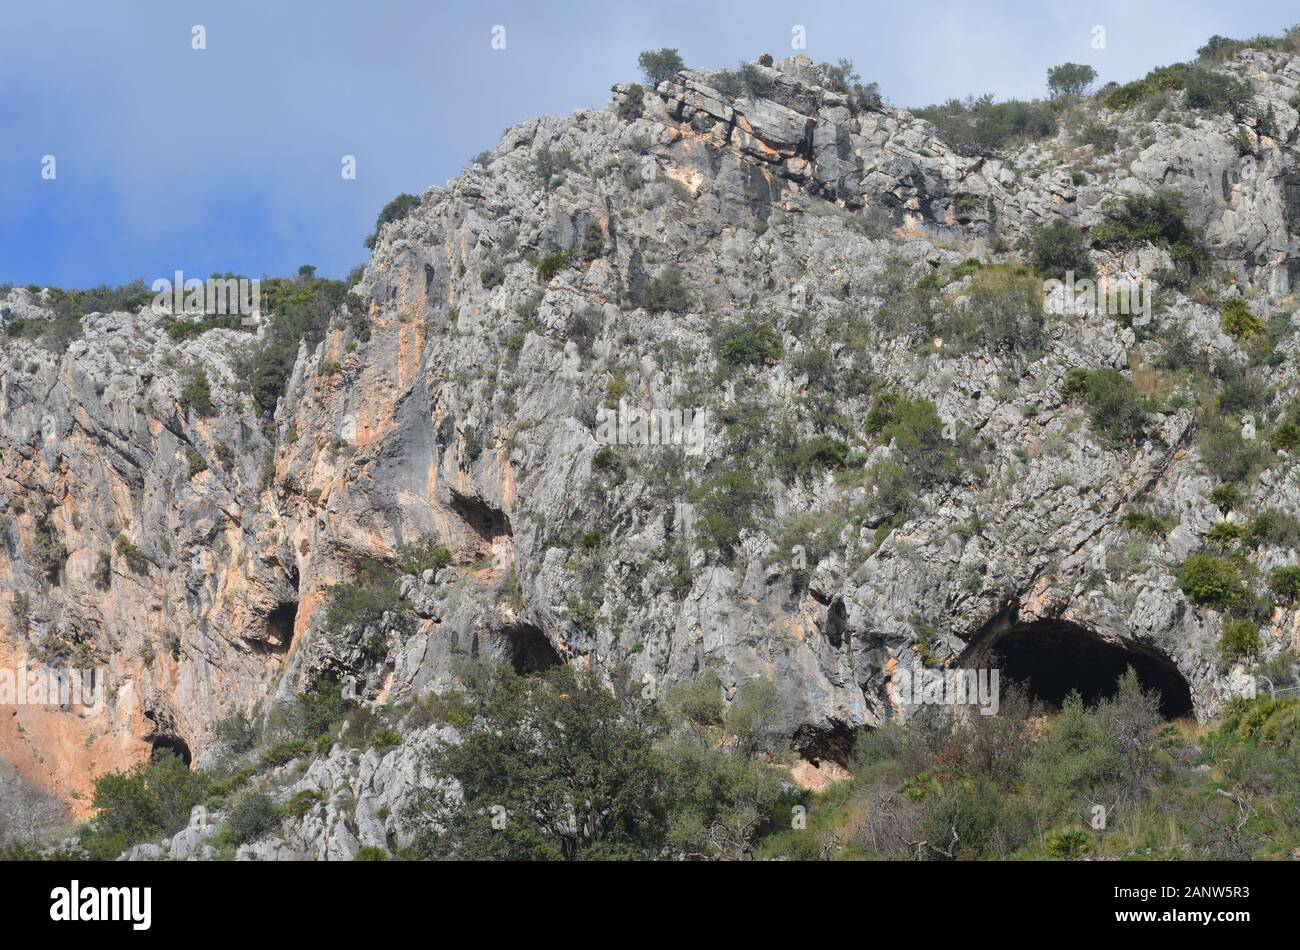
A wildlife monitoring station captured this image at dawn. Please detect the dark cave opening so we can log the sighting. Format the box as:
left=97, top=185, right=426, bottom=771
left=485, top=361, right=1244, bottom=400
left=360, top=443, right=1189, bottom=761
left=150, top=735, right=192, bottom=766
left=793, top=720, right=858, bottom=767
left=972, top=619, right=1194, bottom=719
left=264, top=601, right=298, bottom=652
left=500, top=622, right=562, bottom=674
left=450, top=490, right=512, bottom=543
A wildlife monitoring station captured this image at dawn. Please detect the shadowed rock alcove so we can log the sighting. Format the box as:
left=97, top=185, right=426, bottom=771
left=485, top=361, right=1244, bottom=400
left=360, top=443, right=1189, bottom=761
left=963, top=618, right=1194, bottom=719
left=150, top=734, right=193, bottom=766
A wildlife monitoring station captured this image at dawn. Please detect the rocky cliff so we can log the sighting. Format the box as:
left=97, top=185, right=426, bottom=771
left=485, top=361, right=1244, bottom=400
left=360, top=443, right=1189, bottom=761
left=4, top=48, right=1300, bottom=847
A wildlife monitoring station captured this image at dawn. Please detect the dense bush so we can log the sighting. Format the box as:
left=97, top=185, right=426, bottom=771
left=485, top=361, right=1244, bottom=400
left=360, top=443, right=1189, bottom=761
left=222, top=789, right=281, bottom=846
left=689, top=463, right=768, bottom=558
left=1220, top=298, right=1265, bottom=340
left=1022, top=220, right=1093, bottom=280
left=1183, top=67, right=1252, bottom=115
left=1061, top=367, right=1149, bottom=445
left=1220, top=619, right=1262, bottom=660
left=1177, top=554, right=1245, bottom=607
left=1102, top=63, right=1193, bottom=111
left=943, top=263, right=1046, bottom=355
left=714, top=317, right=781, bottom=370
left=1269, top=565, right=1300, bottom=603
left=912, top=95, right=1057, bottom=155
left=632, top=267, right=690, bottom=313
left=243, top=274, right=353, bottom=425
left=322, top=557, right=402, bottom=631
left=404, top=664, right=794, bottom=861
left=616, top=83, right=645, bottom=121
left=536, top=248, right=575, bottom=282
left=180, top=368, right=217, bottom=417
left=82, top=752, right=210, bottom=860
left=1090, top=192, right=1208, bottom=281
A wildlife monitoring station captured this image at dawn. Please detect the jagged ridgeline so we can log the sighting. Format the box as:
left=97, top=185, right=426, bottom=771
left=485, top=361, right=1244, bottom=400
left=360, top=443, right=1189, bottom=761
left=3, top=28, right=1300, bottom=860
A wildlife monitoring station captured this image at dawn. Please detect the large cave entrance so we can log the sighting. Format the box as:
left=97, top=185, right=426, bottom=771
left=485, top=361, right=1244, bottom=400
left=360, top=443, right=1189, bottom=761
left=499, top=622, right=562, bottom=674
left=964, top=619, right=1194, bottom=719
left=150, top=735, right=192, bottom=766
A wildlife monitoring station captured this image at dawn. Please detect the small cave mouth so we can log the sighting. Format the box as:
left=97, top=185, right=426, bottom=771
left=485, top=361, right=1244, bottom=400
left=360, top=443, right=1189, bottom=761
left=966, top=619, right=1194, bottom=719
left=150, top=735, right=192, bottom=767
left=500, top=622, right=562, bottom=674
left=264, top=602, right=298, bottom=652
left=793, top=720, right=858, bottom=768
left=450, top=490, right=512, bottom=544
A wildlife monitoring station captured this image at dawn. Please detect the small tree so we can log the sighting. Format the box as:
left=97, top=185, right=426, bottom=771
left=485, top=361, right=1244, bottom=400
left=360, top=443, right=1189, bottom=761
left=1047, top=62, right=1098, bottom=99
left=405, top=665, right=671, bottom=860
left=637, top=48, right=684, bottom=87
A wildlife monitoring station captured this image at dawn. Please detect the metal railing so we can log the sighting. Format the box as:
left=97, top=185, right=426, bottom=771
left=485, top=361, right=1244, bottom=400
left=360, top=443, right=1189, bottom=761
left=1257, top=676, right=1300, bottom=700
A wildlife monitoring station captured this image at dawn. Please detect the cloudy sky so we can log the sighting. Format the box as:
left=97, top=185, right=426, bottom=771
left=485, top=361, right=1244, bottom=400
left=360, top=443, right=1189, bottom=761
left=1, top=0, right=1294, bottom=287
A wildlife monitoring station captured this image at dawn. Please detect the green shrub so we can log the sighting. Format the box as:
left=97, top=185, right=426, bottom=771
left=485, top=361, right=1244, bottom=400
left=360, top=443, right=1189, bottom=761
left=180, top=369, right=217, bottom=417
left=1183, top=67, right=1251, bottom=115
left=1272, top=420, right=1300, bottom=452
left=581, top=221, right=606, bottom=261
left=1061, top=368, right=1148, bottom=445
left=1220, top=298, right=1265, bottom=340
left=285, top=789, right=323, bottom=819
left=1177, top=554, right=1245, bottom=607
left=1123, top=511, right=1170, bottom=535
left=371, top=728, right=403, bottom=751
left=481, top=262, right=505, bottom=289
left=1103, top=63, right=1192, bottom=111
left=536, top=249, right=575, bottom=282
left=354, top=845, right=389, bottom=861
left=1044, top=824, right=1093, bottom=858
left=1023, top=219, right=1093, bottom=280
left=1090, top=192, right=1209, bottom=280
left=261, top=739, right=309, bottom=767
left=1212, top=484, right=1244, bottom=510
left=405, top=665, right=674, bottom=860
left=632, top=267, right=690, bottom=313
left=223, top=789, right=281, bottom=845
left=943, top=263, right=1046, bottom=355
left=114, top=534, right=151, bottom=573
left=1246, top=509, right=1300, bottom=549
left=1206, top=521, right=1244, bottom=545
left=1074, top=121, right=1119, bottom=152
left=616, top=83, right=645, bottom=121
left=715, top=318, right=781, bottom=370
left=912, top=96, right=1056, bottom=155
left=323, top=557, right=401, bottom=631
left=1269, top=565, right=1300, bottom=603
left=817, top=58, right=882, bottom=112
left=1220, top=619, right=1262, bottom=660
left=1198, top=414, right=1265, bottom=485
left=185, top=446, right=207, bottom=477
left=689, top=464, right=767, bottom=558
left=83, top=752, right=210, bottom=860
left=364, top=193, right=420, bottom=249
left=395, top=538, right=453, bottom=575
left=780, top=434, right=851, bottom=476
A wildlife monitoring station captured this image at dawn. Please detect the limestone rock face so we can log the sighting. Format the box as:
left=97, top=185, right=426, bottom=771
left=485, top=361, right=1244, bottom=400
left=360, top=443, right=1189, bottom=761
left=5, top=49, right=1300, bottom=828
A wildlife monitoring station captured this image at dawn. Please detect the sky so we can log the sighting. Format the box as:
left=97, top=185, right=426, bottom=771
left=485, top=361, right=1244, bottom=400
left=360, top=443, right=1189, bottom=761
left=0, top=0, right=1296, bottom=288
